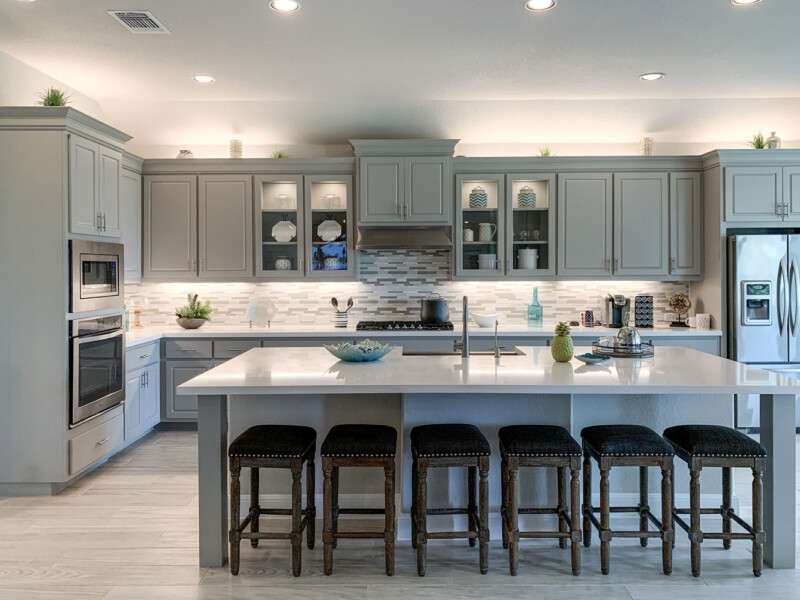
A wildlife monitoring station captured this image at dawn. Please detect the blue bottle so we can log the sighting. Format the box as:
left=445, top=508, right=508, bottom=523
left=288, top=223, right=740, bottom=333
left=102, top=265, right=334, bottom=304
left=527, top=287, right=543, bottom=326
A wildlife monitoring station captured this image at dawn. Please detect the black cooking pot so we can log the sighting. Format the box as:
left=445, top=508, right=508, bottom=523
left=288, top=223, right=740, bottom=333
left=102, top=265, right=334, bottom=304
left=420, top=294, right=450, bottom=323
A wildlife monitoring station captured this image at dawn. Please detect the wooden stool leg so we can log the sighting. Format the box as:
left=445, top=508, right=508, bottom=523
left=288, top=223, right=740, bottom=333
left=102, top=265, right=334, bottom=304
left=582, top=454, right=592, bottom=548
left=229, top=458, right=241, bottom=576
left=468, top=465, right=477, bottom=548
left=752, top=464, right=764, bottom=577
left=558, top=466, right=568, bottom=549
left=478, top=456, right=490, bottom=575
left=416, top=458, right=428, bottom=577
left=722, top=466, right=732, bottom=550
left=670, top=468, right=676, bottom=549
left=570, top=467, right=581, bottom=576
left=501, top=458, right=509, bottom=550
left=322, top=458, right=333, bottom=576
left=689, top=468, right=701, bottom=577
left=508, top=458, right=519, bottom=576
left=661, top=461, right=673, bottom=576
left=291, top=460, right=303, bottom=577
left=306, top=459, right=315, bottom=550
left=250, top=467, right=260, bottom=548
left=639, top=466, right=649, bottom=547
left=600, top=467, right=611, bottom=575
left=384, top=459, right=396, bottom=576
left=411, top=457, right=418, bottom=550
left=331, top=466, right=339, bottom=550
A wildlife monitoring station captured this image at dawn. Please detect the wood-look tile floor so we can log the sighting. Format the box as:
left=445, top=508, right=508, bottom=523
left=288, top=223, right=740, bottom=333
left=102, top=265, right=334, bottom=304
left=1, top=430, right=799, bottom=599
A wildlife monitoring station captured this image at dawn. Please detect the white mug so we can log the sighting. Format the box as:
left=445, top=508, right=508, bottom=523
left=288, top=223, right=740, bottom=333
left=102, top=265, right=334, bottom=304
left=478, top=253, right=497, bottom=270
left=687, top=316, right=696, bottom=328
left=478, top=222, right=497, bottom=242
left=463, top=228, right=474, bottom=242
left=696, top=313, right=711, bottom=330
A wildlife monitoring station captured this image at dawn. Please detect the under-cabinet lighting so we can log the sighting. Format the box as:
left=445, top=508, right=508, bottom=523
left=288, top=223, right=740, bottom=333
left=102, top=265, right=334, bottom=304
left=191, top=75, right=216, bottom=83
left=732, top=0, right=763, bottom=5
left=524, top=0, right=557, bottom=10
left=639, top=72, right=665, bottom=81
left=270, top=0, right=300, bottom=12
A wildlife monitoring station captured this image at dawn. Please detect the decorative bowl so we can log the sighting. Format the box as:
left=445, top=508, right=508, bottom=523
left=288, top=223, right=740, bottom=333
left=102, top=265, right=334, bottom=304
left=471, top=313, right=503, bottom=328
left=575, top=353, right=610, bottom=365
left=323, top=340, right=394, bottom=362
left=176, top=318, right=207, bottom=330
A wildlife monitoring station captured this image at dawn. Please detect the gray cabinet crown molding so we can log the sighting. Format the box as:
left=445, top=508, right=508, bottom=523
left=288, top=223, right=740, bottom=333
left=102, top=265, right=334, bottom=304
left=0, top=107, right=131, bottom=148
left=142, top=157, right=355, bottom=176
left=122, top=152, right=144, bottom=173
left=350, top=139, right=459, bottom=157
left=702, top=149, right=800, bottom=170
left=454, top=155, right=704, bottom=174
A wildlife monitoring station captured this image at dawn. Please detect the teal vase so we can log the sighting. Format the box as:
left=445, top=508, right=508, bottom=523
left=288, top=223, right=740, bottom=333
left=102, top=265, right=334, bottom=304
left=527, top=287, right=543, bottom=326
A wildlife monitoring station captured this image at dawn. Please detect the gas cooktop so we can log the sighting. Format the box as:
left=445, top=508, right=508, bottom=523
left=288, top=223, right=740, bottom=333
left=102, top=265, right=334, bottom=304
left=356, top=321, right=454, bottom=331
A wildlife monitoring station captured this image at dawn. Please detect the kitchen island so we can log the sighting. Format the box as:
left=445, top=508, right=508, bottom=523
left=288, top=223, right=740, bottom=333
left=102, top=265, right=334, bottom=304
left=177, top=345, right=797, bottom=571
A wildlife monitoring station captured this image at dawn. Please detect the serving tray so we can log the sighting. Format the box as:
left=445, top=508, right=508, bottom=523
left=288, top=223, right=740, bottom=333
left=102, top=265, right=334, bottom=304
left=592, top=341, right=655, bottom=358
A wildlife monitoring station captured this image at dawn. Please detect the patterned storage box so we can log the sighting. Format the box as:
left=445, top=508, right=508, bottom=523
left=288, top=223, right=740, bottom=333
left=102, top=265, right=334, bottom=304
left=469, top=186, right=488, bottom=208
left=517, top=186, right=537, bottom=208
left=634, top=295, right=654, bottom=328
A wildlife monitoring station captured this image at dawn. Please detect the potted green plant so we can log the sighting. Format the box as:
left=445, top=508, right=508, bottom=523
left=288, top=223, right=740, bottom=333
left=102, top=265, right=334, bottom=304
left=175, top=294, right=213, bottom=329
left=747, top=132, right=768, bottom=149
left=34, top=87, right=72, bottom=107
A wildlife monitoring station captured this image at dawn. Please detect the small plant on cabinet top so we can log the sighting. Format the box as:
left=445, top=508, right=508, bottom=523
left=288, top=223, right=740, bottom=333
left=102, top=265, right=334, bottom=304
left=34, top=86, right=71, bottom=106
left=271, top=150, right=288, bottom=158
left=747, top=132, right=768, bottom=149
left=551, top=322, right=574, bottom=363
left=176, top=294, right=213, bottom=321
left=538, top=147, right=552, bottom=157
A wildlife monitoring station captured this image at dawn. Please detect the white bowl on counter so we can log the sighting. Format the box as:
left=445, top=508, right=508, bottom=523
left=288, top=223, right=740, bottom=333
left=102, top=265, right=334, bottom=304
left=471, top=313, right=503, bottom=328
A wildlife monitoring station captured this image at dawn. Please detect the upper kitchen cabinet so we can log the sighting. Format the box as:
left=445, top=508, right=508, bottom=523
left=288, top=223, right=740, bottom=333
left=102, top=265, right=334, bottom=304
left=68, top=135, right=123, bottom=237
left=143, top=175, right=198, bottom=279
left=613, top=172, right=669, bottom=277
left=786, top=167, right=800, bottom=219
left=198, top=175, right=253, bottom=279
left=506, top=174, right=556, bottom=277
left=724, top=166, right=783, bottom=222
left=455, top=174, right=506, bottom=278
left=557, top=173, right=613, bottom=277
left=256, top=175, right=305, bottom=278
left=351, top=139, right=457, bottom=226
left=120, top=154, right=143, bottom=283
left=669, top=172, right=702, bottom=277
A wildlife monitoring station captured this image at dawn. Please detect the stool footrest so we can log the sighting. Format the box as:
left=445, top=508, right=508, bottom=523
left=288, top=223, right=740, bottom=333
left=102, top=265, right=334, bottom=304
left=518, top=507, right=561, bottom=515
left=425, top=530, right=479, bottom=540
left=337, top=508, right=385, bottom=515
left=675, top=507, right=724, bottom=515
left=333, top=531, right=386, bottom=539
left=426, top=507, right=474, bottom=516
left=704, top=532, right=755, bottom=541
left=257, top=508, right=315, bottom=517
left=613, top=531, right=666, bottom=539
left=519, top=531, right=573, bottom=539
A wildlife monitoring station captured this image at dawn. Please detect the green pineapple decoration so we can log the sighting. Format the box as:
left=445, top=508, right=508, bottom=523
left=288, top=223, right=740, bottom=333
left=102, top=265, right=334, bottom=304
left=551, top=322, right=574, bottom=362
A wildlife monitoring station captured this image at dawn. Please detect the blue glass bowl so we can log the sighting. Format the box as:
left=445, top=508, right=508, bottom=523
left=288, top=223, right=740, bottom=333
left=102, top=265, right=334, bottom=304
left=324, top=340, right=394, bottom=362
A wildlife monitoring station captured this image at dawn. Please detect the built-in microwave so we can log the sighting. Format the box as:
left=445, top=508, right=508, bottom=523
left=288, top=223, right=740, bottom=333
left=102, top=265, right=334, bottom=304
left=70, top=240, right=124, bottom=313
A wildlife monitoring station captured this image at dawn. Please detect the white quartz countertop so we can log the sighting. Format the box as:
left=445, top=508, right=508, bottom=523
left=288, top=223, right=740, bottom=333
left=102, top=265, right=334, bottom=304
left=126, top=320, right=721, bottom=348
left=177, top=345, right=797, bottom=396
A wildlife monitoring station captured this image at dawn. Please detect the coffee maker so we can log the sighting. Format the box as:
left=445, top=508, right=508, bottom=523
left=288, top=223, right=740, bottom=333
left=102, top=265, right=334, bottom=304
left=605, top=294, right=630, bottom=328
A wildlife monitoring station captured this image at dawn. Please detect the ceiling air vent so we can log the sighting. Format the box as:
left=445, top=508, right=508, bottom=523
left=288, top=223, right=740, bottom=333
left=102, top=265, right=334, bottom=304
left=108, top=10, right=170, bottom=34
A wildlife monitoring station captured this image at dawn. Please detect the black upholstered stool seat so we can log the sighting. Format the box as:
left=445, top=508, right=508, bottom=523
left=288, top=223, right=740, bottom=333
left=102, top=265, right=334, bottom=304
left=411, top=423, right=491, bottom=457
left=581, top=424, right=674, bottom=457
left=500, top=425, right=581, bottom=458
left=321, top=424, right=397, bottom=457
left=229, top=425, right=317, bottom=458
left=663, top=425, right=766, bottom=461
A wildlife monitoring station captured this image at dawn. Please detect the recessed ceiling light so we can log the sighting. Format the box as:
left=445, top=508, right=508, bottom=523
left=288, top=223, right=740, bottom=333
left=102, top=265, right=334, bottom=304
left=270, top=0, right=300, bottom=12
left=191, top=75, right=215, bottom=83
left=524, top=0, right=556, bottom=10
left=732, top=0, right=763, bottom=5
left=639, top=72, right=665, bottom=81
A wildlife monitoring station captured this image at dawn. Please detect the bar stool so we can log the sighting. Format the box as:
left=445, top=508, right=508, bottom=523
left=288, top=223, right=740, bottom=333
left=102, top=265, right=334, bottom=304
left=663, top=424, right=766, bottom=577
left=321, top=424, right=397, bottom=576
left=581, top=424, right=674, bottom=575
left=228, top=425, right=316, bottom=577
left=499, top=425, right=582, bottom=576
left=411, top=423, right=490, bottom=576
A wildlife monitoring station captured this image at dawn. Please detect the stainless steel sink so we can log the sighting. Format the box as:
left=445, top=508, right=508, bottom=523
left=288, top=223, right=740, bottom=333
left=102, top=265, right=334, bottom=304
left=402, top=349, right=526, bottom=357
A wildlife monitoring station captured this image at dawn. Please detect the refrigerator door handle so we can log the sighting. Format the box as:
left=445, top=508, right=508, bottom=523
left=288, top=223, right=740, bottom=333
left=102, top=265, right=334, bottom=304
left=790, top=259, right=799, bottom=335
left=778, top=260, right=788, bottom=334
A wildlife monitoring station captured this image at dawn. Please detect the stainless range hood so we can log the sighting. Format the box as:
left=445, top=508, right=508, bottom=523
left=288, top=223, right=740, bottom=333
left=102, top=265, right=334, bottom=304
left=356, top=227, right=453, bottom=250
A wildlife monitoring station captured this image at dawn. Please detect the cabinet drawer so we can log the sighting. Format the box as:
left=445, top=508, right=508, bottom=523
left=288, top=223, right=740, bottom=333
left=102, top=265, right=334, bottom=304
left=69, top=412, right=124, bottom=475
left=213, top=340, right=260, bottom=359
left=126, top=342, right=159, bottom=371
left=165, top=340, right=213, bottom=359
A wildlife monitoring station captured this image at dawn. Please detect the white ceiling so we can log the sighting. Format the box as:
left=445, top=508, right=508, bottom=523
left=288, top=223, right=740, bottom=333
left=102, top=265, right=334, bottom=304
left=2, top=0, right=799, bottom=157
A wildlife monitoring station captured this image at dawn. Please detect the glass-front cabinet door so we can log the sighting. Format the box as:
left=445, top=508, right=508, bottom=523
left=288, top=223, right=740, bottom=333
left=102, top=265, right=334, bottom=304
left=304, top=175, right=354, bottom=279
left=455, top=174, right=505, bottom=278
left=255, top=175, right=305, bottom=279
left=506, top=173, right=555, bottom=278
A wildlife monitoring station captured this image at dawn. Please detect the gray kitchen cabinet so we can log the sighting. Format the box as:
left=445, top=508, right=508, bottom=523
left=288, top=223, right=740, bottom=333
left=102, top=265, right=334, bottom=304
left=68, top=134, right=121, bottom=237
left=143, top=175, right=198, bottom=279
left=198, top=175, right=253, bottom=279
left=557, top=173, right=613, bottom=277
left=405, top=156, right=449, bottom=223
left=125, top=350, right=160, bottom=441
left=724, top=166, right=783, bottom=222
left=120, top=167, right=142, bottom=283
left=505, top=173, right=556, bottom=278
left=613, top=172, right=669, bottom=277
left=359, top=156, right=405, bottom=224
left=784, top=167, right=800, bottom=220
left=304, top=174, right=356, bottom=279
left=670, top=172, right=702, bottom=277
left=124, top=371, right=143, bottom=439
left=164, top=359, right=214, bottom=421
left=454, top=173, right=506, bottom=279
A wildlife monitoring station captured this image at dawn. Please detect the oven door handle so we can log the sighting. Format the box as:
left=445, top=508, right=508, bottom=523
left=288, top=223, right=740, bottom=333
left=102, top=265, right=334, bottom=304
left=76, top=329, right=125, bottom=344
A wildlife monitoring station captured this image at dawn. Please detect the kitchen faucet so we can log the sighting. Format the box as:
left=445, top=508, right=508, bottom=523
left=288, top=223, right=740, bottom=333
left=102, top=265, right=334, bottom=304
left=453, top=295, right=470, bottom=357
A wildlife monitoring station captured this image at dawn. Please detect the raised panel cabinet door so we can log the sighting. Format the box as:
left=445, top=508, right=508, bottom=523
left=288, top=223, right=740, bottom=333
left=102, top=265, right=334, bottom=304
left=405, top=157, right=450, bottom=223
left=124, top=370, right=143, bottom=440
left=165, top=360, right=211, bottom=421
left=143, top=175, right=198, bottom=279
left=613, top=172, right=669, bottom=277
left=142, top=362, right=160, bottom=428
left=725, top=166, right=783, bottom=222
left=97, top=147, right=122, bottom=237
left=359, top=157, right=404, bottom=223
left=785, top=167, right=800, bottom=221
left=120, top=170, right=142, bottom=283
left=670, top=172, right=702, bottom=276
left=198, top=175, right=253, bottom=279
left=557, top=173, right=613, bottom=277
left=68, top=135, right=100, bottom=235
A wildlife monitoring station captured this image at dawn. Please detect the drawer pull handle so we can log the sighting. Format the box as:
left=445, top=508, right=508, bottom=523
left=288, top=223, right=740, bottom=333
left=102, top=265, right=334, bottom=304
left=139, top=353, right=152, bottom=359
left=96, top=437, right=111, bottom=447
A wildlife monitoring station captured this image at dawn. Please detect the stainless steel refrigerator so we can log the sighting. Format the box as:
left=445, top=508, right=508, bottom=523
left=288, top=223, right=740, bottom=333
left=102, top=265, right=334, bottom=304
left=728, top=234, right=800, bottom=427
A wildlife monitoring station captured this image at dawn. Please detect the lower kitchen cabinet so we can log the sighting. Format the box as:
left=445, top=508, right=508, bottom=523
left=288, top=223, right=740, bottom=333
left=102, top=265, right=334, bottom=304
left=124, top=362, right=160, bottom=441
left=164, top=359, right=215, bottom=421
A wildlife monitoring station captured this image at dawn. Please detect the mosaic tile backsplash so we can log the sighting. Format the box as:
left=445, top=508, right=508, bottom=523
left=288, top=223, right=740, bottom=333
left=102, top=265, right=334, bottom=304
left=126, top=250, right=690, bottom=326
